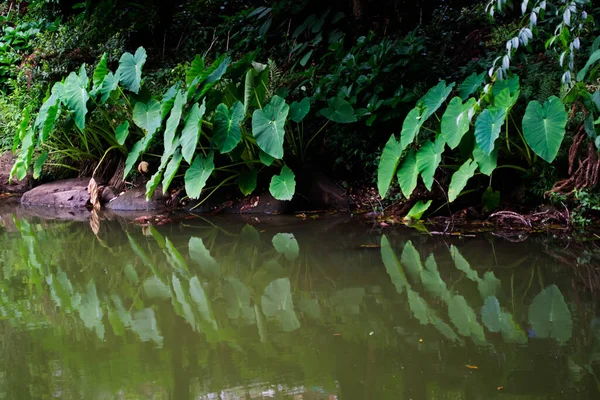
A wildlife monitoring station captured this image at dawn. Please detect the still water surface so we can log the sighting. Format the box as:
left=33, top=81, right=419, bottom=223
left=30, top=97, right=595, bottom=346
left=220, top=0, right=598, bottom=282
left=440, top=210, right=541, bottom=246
left=1, top=209, right=599, bottom=399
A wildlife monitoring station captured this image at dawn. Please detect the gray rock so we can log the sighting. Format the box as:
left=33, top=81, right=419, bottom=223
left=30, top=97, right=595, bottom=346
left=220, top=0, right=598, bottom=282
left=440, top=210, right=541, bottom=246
left=0, top=151, right=33, bottom=194
left=21, top=178, right=90, bottom=208
left=106, top=186, right=167, bottom=211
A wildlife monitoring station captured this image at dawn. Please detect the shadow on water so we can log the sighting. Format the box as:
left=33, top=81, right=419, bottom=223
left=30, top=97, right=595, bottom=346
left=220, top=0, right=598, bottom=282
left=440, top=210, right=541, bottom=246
left=1, top=208, right=600, bottom=399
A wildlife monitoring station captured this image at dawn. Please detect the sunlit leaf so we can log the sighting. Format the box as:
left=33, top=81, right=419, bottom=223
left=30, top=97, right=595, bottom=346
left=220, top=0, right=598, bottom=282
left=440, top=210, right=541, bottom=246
left=269, top=165, right=295, bottom=200
left=214, top=101, right=244, bottom=153
left=117, top=46, right=147, bottom=94
left=252, top=95, right=289, bottom=159
left=377, top=134, right=403, bottom=198
left=185, top=152, right=215, bottom=199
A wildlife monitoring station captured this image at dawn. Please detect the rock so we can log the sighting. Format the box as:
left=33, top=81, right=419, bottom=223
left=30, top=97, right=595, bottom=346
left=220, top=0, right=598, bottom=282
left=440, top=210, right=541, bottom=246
left=0, top=151, right=33, bottom=194
left=100, top=186, right=119, bottom=204
left=21, top=178, right=90, bottom=208
left=106, top=186, right=167, bottom=211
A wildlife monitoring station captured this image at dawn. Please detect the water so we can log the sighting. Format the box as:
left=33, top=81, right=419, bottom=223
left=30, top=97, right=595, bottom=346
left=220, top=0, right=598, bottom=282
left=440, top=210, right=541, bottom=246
left=0, top=206, right=599, bottom=399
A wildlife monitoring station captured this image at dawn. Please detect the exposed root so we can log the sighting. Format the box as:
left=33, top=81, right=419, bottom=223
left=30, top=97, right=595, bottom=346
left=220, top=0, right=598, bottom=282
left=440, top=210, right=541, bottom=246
left=489, top=211, right=532, bottom=228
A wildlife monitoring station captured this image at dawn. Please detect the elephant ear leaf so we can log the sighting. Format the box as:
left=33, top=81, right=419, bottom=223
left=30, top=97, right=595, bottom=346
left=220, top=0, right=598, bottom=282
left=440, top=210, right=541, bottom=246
left=252, top=95, right=289, bottom=159
left=117, top=46, right=147, bottom=94
left=62, top=71, right=89, bottom=131
left=441, top=97, right=476, bottom=149
left=419, top=81, right=455, bottom=121
left=459, top=72, right=485, bottom=100
left=417, top=137, right=445, bottom=191
left=377, top=134, right=403, bottom=198
left=522, top=96, right=567, bottom=163
left=396, top=149, right=419, bottom=199
left=474, top=107, right=506, bottom=155
left=269, top=165, right=296, bottom=201
left=320, top=97, right=357, bottom=123
left=448, top=159, right=478, bottom=202
left=185, top=152, right=215, bottom=199
left=213, top=101, right=244, bottom=153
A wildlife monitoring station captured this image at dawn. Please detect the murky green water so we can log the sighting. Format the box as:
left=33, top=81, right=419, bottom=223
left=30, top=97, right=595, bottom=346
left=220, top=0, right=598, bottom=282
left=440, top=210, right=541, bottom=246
left=1, top=208, right=599, bottom=399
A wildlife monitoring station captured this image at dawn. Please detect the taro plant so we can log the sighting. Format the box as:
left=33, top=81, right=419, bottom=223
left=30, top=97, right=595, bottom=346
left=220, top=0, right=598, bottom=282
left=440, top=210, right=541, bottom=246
left=376, top=73, right=568, bottom=215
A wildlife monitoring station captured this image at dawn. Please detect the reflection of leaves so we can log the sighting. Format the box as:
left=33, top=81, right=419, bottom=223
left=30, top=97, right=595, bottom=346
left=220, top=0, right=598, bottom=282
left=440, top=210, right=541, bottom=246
left=430, top=315, right=461, bottom=343
left=272, top=233, right=299, bottom=261
left=223, top=277, right=254, bottom=322
left=408, top=289, right=430, bottom=325
left=481, top=296, right=503, bottom=332
left=477, top=272, right=501, bottom=299
left=401, top=241, right=423, bottom=283
left=172, top=274, right=196, bottom=329
left=142, top=276, right=171, bottom=299
left=528, top=284, right=572, bottom=343
left=240, top=224, right=260, bottom=244
left=298, top=297, right=321, bottom=320
left=165, top=239, right=188, bottom=271
left=329, top=288, right=365, bottom=316
left=77, top=280, right=105, bottom=340
left=448, top=295, right=486, bottom=344
left=261, top=278, right=300, bottom=332
left=420, top=254, right=448, bottom=301
left=189, top=237, right=220, bottom=277
left=450, top=245, right=478, bottom=281
left=381, top=235, right=409, bottom=294
left=131, top=308, right=163, bottom=346
left=190, top=276, right=219, bottom=330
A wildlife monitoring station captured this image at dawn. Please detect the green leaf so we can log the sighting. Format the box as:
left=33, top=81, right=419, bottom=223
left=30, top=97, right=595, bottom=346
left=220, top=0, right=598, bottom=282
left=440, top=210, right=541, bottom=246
left=91, top=53, right=108, bottom=95
left=164, top=90, right=187, bottom=154
left=492, top=75, right=519, bottom=97
left=100, top=71, right=120, bottom=103
left=262, top=278, right=300, bottom=332
left=400, top=107, right=425, bottom=150
left=405, top=200, right=432, bottom=220
left=61, top=71, right=89, bottom=131
left=396, top=149, right=418, bottom=198
left=577, top=50, right=600, bottom=81
left=189, top=237, right=220, bottom=277
left=474, top=107, right=506, bottom=155
left=115, top=121, right=129, bottom=146
left=408, top=289, right=431, bottom=325
left=259, top=150, right=275, bottom=166
left=522, top=96, right=567, bottom=163
left=420, top=254, right=448, bottom=301
left=33, top=152, right=48, bottom=179
left=145, top=167, right=164, bottom=200
left=417, top=137, right=445, bottom=191
left=448, top=294, right=485, bottom=342
left=494, top=88, right=520, bottom=114
left=131, top=308, right=163, bottom=345
left=161, top=148, right=183, bottom=193
left=186, top=55, right=204, bottom=86
left=377, top=134, right=403, bottom=198
left=181, top=101, right=206, bottom=164
left=252, top=95, right=289, bottom=159
left=528, top=284, right=572, bottom=343
left=184, top=152, right=214, bottom=199
left=401, top=240, right=423, bottom=281
left=441, top=97, right=476, bottom=149
left=481, top=296, right=503, bottom=332
left=459, top=72, right=485, bottom=100
left=214, top=101, right=244, bottom=153
left=473, top=143, right=497, bottom=176
left=272, top=233, right=299, bottom=260
left=237, top=170, right=257, bottom=196
left=381, top=235, right=410, bottom=294
left=289, top=97, right=310, bottom=123
left=450, top=245, right=478, bottom=281
left=448, top=159, right=477, bottom=202
left=160, top=84, right=179, bottom=120
left=320, top=97, right=357, bottom=123
left=35, top=83, right=62, bottom=143
left=269, top=165, right=296, bottom=201
left=133, top=99, right=162, bottom=136
left=419, top=81, right=455, bottom=121
left=482, top=187, right=500, bottom=212
left=478, top=271, right=501, bottom=299
left=117, top=46, right=147, bottom=94
left=223, top=277, right=254, bottom=321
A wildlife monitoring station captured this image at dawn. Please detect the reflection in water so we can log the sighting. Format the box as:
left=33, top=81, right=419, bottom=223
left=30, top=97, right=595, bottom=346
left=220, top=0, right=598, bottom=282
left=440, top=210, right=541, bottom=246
left=0, top=212, right=599, bottom=399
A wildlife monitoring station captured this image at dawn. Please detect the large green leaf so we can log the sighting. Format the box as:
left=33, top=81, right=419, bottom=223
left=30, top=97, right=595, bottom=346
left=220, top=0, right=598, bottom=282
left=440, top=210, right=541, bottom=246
left=35, top=83, right=62, bottom=143
left=100, top=71, right=120, bottom=103
left=448, top=159, right=477, bottom=202
left=252, top=95, right=289, bottom=159
left=185, top=152, right=215, bottom=199
left=61, top=71, right=89, bottom=131
left=441, top=97, right=476, bottom=149
left=214, top=101, right=244, bottom=153
left=473, top=143, right=497, bottom=176
left=459, top=72, right=485, bottom=100
left=181, top=101, right=206, bottom=164
left=133, top=99, right=162, bottom=136
left=474, top=107, right=506, bottom=155
left=405, top=200, right=432, bottom=220
left=91, top=53, right=108, bottom=96
left=400, top=107, right=424, bottom=150
left=289, top=97, right=310, bottom=123
left=448, top=294, right=486, bottom=343
left=269, top=165, right=296, bottom=201
left=161, top=148, right=183, bottom=193
left=259, top=150, right=275, bottom=166
left=186, top=55, right=204, bottom=86
left=377, top=134, right=403, bottom=198
left=319, top=97, right=357, bottom=123
left=417, top=137, right=445, bottom=190
left=577, top=50, right=600, bottom=81
left=237, top=170, right=257, bottom=196
left=33, top=152, right=48, bottom=180
left=262, top=278, right=300, bottom=332
left=419, top=81, right=455, bottom=121
left=522, top=96, right=567, bottom=163
left=396, top=149, right=418, bottom=198
left=528, top=284, right=572, bottom=343
left=160, top=84, right=179, bottom=120
left=272, top=233, right=299, bottom=260
left=164, top=90, right=187, bottom=154
left=494, top=87, right=519, bottom=113
left=492, top=75, right=519, bottom=97
left=117, top=46, right=147, bottom=94
left=115, top=121, right=129, bottom=146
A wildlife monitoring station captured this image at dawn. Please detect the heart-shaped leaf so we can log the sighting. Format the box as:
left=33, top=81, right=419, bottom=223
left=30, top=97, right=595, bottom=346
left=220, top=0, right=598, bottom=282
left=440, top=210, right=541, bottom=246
left=181, top=101, right=206, bottom=164
left=522, top=96, right=567, bottom=163
left=161, top=148, right=183, bottom=193
left=417, top=137, right=445, bottom=191
left=115, top=121, right=129, bottom=146
left=448, top=159, right=477, bottom=202
left=377, top=134, right=403, bottom=198
left=396, top=149, right=418, bottom=198
left=133, top=99, right=162, bottom=136
left=269, top=165, right=295, bottom=201
left=473, top=143, right=498, bottom=176
left=441, top=97, right=476, bottom=149
left=252, top=95, right=289, bottom=159
left=214, top=101, right=244, bottom=153
left=419, top=81, right=455, bottom=121
left=91, top=53, right=108, bottom=96
left=185, top=152, right=215, bottom=199
left=261, top=278, right=300, bottom=332
left=289, top=97, right=311, bottom=123
left=474, top=107, right=506, bottom=155
left=272, top=233, right=299, bottom=260
left=35, top=83, right=62, bottom=143
left=100, top=71, right=120, bottom=103
left=528, top=284, right=572, bottom=343
left=186, top=55, right=205, bottom=86
left=405, top=200, right=432, bottom=220
left=494, top=87, right=519, bottom=113
left=448, top=294, right=486, bottom=342
left=160, top=84, right=179, bottom=120
left=61, top=71, right=89, bottom=131
left=400, top=107, right=425, bottom=150
left=237, top=169, right=257, bottom=196
left=259, top=150, right=275, bottom=166
left=492, top=75, right=519, bottom=97
left=459, top=72, right=485, bottom=100
left=117, top=46, right=147, bottom=94
left=320, top=97, right=357, bottom=123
